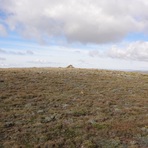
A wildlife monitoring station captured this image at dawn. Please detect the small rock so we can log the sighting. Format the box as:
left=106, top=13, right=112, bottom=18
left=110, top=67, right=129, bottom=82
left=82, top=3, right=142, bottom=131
left=88, top=119, right=96, bottom=124
left=80, top=91, right=84, bottom=95
left=37, top=110, right=44, bottom=114
left=15, top=121, right=23, bottom=125
left=141, top=127, right=148, bottom=132
left=55, top=114, right=62, bottom=120
left=39, top=136, right=47, bottom=143
left=62, top=104, right=69, bottom=109
left=129, top=140, right=137, bottom=145
left=25, top=103, right=32, bottom=108
left=41, top=115, right=55, bottom=123
left=114, top=108, right=121, bottom=113
left=66, top=65, right=74, bottom=68
left=0, top=80, right=4, bottom=83
left=44, top=117, right=53, bottom=122
left=4, top=122, right=15, bottom=128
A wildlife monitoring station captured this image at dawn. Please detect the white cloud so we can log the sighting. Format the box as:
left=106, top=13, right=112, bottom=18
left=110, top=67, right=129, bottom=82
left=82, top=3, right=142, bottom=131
left=0, top=63, right=8, bottom=67
left=0, top=57, right=6, bottom=61
left=27, top=59, right=61, bottom=68
left=0, top=24, right=7, bottom=36
left=1, top=0, right=148, bottom=44
left=28, top=59, right=52, bottom=64
left=0, top=49, right=6, bottom=53
left=1, top=1, right=148, bottom=69
left=0, top=48, right=34, bottom=55
left=26, top=50, right=34, bottom=55
left=9, top=50, right=34, bottom=55
left=107, top=41, right=148, bottom=62
left=0, top=43, right=147, bottom=70
left=88, top=50, right=101, bottom=57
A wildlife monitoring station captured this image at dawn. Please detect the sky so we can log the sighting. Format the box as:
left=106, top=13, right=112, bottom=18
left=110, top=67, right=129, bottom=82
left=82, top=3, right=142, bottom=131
left=0, top=0, right=148, bottom=70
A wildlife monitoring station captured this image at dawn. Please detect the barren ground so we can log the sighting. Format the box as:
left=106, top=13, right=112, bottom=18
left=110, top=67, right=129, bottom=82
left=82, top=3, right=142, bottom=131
left=0, top=68, right=148, bottom=147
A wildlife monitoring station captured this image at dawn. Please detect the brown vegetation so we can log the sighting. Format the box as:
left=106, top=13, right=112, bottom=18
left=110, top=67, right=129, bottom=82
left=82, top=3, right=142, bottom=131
left=0, top=68, right=148, bottom=147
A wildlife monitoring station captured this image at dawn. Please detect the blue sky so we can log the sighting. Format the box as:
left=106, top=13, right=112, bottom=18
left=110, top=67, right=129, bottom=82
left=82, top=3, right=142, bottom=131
left=0, top=0, right=148, bottom=70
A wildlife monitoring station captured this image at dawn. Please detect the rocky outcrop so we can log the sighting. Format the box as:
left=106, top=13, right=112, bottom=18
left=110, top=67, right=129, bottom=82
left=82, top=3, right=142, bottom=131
left=66, top=65, right=75, bottom=68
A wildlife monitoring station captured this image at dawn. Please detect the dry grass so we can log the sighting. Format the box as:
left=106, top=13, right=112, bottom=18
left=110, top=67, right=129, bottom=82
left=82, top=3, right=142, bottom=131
left=0, top=67, right=148, bottom=147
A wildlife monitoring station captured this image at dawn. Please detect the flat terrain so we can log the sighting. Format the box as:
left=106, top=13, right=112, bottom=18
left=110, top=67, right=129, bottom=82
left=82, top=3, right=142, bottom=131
left=0, top=68, right=148, bottom=148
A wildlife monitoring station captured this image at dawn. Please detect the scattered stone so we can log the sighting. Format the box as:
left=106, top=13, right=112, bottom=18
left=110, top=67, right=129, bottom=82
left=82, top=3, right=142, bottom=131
left=15, top=121, right=23, bottom=125
left=0, top=80, right=4, bottom=82
left=141, top=127, right=148, bottom=132
left=44, top=116, right=54, bottom=122
left=80, top=91, right=84, bottom=95
left=4, top=122, right=15, bottom=128
left=37, top=110, right=44, bottom=114
left=39, top=136, right=47, bottom=143
left=82, top=140, right=96, bottom=148
left=25, top=103, right=32, bottom=108
left=129, top=140, right=137, bottom=145
left=88, top=119, right=96, bottom=124
left=41, top=115, right=56, bottom=123
left=62, top=104, right=69, bottom=109
left=114, top=108, right=121, bottom=112
left=55, top=114, right=62, bottom=120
